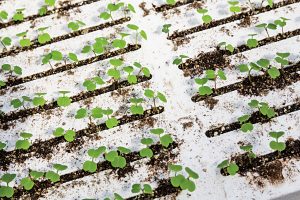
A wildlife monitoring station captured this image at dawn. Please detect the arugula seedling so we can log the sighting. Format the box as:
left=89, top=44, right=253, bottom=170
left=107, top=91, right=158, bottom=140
left=57, top=91, right=71, bottom=107
left=238, top=62, right=260, bottom=81
left=0, top=80, right=6, bottom=88
left=0, top=173, right=16, bottom=198
left=257, top=58, right=280, bottom=78
left=16, top=31, right=31, bottom=47
left=162, top=24, right=172, bottom=37
left=240, top=145, right=256, bottom=161
left=13, top=8, right=25, bottom=21
left=173, top=55, right=189, bottom=65
left=150, top=128, right=173, bottom=148
left=16, top=132, right=32, bottom=150
left=104, top=193, right=124, bottom=200
left=123, top=65, right=137, bottom=84
left=238, top=115, right=253, bottom=133
left=99, top=3, right=122, bottom=21
left=127, top=24, right=147, bottom=45
left=11, top=96, right=31, bottom=109
left=247, top=34, right=258, bottom=48
left=46, top=164, right=68, bottom=183
left=53, top=127, right=76, bottom=142
left=82, top=37, right=108, bottom=56
left=83, top=76, right=105, bottom=91
left=218, top=42, right=234, bottom=53
left=131, top=183, right=153, bottom=194
left=228, top=1, right=241, bottom=14
left=103, top=108, right=119, bottom=129
left=269, top=131, right=286, bottom=152
left=105, top=148, right=128, bottom=168
left=197, top=9, right=212, bottom=24
left=83, top=146, right=106, bottom=172
left=0, top=36, right=12, bottom=50
left=42, top=50, right=63, bottom=68
left=166, top=0, right=176, bottom=5
left=0, top=10, right=8, bottom=22
left=275, top=52, right=290, bottom=70
left=107, top=58, right=123, bottom=82
left=37, top=27, right=51, bottom=44
left=45, top=0, right=56, bottom=6
left=248, top=99, right=276, bottom=118
left=255, top=23, right=277, bottom=38
left=116, top=2, right=135, bottom=18
left=112, top=33, right=130, bottom=49
left=1, top=64, right=22, bottom=77
left=32, top=93, right=47, bottom=107
left=39, top=0, right=56, bottom=15
left=169, top=164, right=199, bottom=192
left=130, top=98, right=144, bottom=115
left=217, top=159, right=239, bottom=176
left=67, top=52, right=79, bottom=63
left=274, top=17, right=289, bottom=34
left=20, top=171, right=44, bottom=191
left=0, top=141, right=6, bottom=151
left=144, top=89, right=167, bottom=109
left=75, top=107, right=104, bottom=125
left=139, top=138, right=154, bottom=158
left=68, top=20, right=86, bottom=31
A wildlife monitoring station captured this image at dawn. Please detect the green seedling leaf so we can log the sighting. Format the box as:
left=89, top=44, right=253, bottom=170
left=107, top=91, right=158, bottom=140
left=227, top=163, right=239, bottom=175
left=20, top=39, right=31, bottom=47
left=150, top=128, right=164, bottom=135
left=199, top=86, right=213, bottom=96
left=118, top=146, right=131, bottom=154
left=45, top=171, right=60, bottom=183
left=166, top=0, right=176, bottom=5
left=248, top=99, right=259, bottom=108
left=157, top=92, right=167, bottom=102
left=140, top=30, right=147, bottom=40
left=75, top=108, right=87, bottom=119
left=131, top=184, right=141, bottom=193
left=68, top=53, right=78, bottom=62
left=0, top=186, right=14, bottom=198
left=238, top=64, right=249, bottom=72
left=269, top=131, right=285, bottom=139
left=139, top=148, right=153, bottom=158
left=171, top=174, right=185, bottom=187
left=1, top=173, right=16, bottom=184
left=185, top=167, right=199, bottom=179
left=53, top=164, right=68, bottom=171
left=30, top=171, right=44, bottom=180
left=20, top=177, right=34, bottom=190
left=127, top=24, right=139, bottom=31
left=82, top=45, right=92, bottom=53
left=217, top=159, right=229, bottom=169
left=111, top=156, right=126, bottom=168
left=143, top=184, right=153, bottom=194
left=160, top=134, right=173, bottom=148
left=57, top=96, right=71, bottom=107
left=64, top=130, right=75, bottom=142
left=112, top=39, right=126, bottom=49
left=238, top=115, right=250, bottom=123
left=2, top=37, right=12, bottom=46
left=38, top=33, right=51, bottom=44
left=51, top=51, right=63, bottom=61
left=16, top=140, right=31, bottom=150
left=144, top=89, right=154, bottom=98
left=106, top=117, right=119, bottom=129
left=100, top=12, right=111, bottom=20
left=130, top=105, right=144, bottom=115
left=91, top=107, right=103, bottom=119
left=88, top=146, right=106, bottom=158
left=247, top=38, right=258, bottom=48
left=267, top=67, right=280, bottom=79
left=45, top=0, right=56, bottom=6
left=0, top=142, right=6, bottom=150
left=33, top=96, right=46, bottom=106
left=240, top=123, right=253, bottom=133
left=169, top=164, right=182, bottom=172
left=270, top=141, right=286, bottom=152
left=83, top=161, right=97, bottom=173
left=0, top=11, right=8, bottom=20
left=105, top=151, right=118, bottom=162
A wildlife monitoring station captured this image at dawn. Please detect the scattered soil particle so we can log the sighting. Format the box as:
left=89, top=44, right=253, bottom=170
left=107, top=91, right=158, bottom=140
left=153, top=0, right=201, bottom=12
left=139, top=2, right=150, bottom=16
left=256, top=160, right=284, bottom=184
left=182, top=121, right=193, bottom=130
left=203, top=96, right=219, bottom=110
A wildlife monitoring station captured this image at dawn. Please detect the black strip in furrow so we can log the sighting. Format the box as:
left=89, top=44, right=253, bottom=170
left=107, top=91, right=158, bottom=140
left=9, top=142, right=178, bottom=199
left=0, top=0, right=101, bottom=29
left=192, top=62, right=300, bottom=102
left=0, top=74, right=150, bottom=125
left=0, top=17, right=130, bottom=59
left=1, top=44, right=141, bottom=90
left=205, top=101, right=300, bottom=137
left=178, top=29, right=300, bottom=77
left=153, top=0, right=202, bottom=12
left=168, top=0, right=300, bottom=40
left=0, top=107, right=165, bottom=171
left=221, top=139, right=300, bottom=176
left=126, top=179, right=180, bottom=200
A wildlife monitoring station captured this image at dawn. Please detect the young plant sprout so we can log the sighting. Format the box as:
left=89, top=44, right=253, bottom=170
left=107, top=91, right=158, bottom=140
left=133, top=61, right=151, bottom=78
left=112, top=33, right=130, bottom=49
left=247, top=34, right=258, bottom=48
left=99, top=3, right=122, bottom=21
left=144, top=89, right=167, bottom=109
left=11, top=96, right=31, bottom=109
left=67, top=52, right=79, bottom=63
left=116, top=2, right=136, bottom=18
left=0, top=141, right=6, bottom=151
left=169, top=164, right=199, bottom=192
left=104, top=193, right=124, bottom=200
left=162, top=24, right=172, bottom=37
left=42, top=50, right=63, bottom=68
left=0, top=36, right=12, bottom=50
left=240, top=144, right=256, bottom=160
left=129, top=98, right=144, bottom=115
left=39, top=0, right=55, bottom=15
left=248, top=99, right=276, bottom=118
left=45, top=164, right=68, bottom=183
left=274, top=17, right=289, bottom=34
left=75, top=107, right=104, bottom=125
left=228, top=1, right=241, bottom=14
left=275, top=52, right=290, bottom=70
left=0, top=10, right=8, bottom=22
left=269, top=131, right=286, bottom=152
left=255, top=23, right=277, bottom=38
left=32, top=93, right=47, bottom=107
left=173, top=55, right=189, bottom=65
left=13, top=8, right=25, bottom=21
left=105, top=148, right=128, bottom=168
left=195, top=69, right=227, bottom=96
left=37, top=27, right=51, bottom=44
left=53, top=127, right=76, bottom=142
left=131, top=183, right=153, bottom=194
left=107, top=58, right=123, bottom=82
left=124, top=65, right=138, bottom=84
left=20, top=171, right=44, bottom=191
left=83, top=146, right=106, bottom=173
left=83, top=76, right=105, bottom=91
left=68, top=20, right=86, bottom=31
left=238, top=115, right=253, bottom=133
left=166, top=0, right=176, bottom=5
left=102, top=108, right=119, bottom=129
left=16, top=31, right=31, bottom=47
left=82, top=37, right=108, bottom=56
left=217, top=159, right=239, bottom=176
left=139, top=138, right=154, bottom=158
left=197, top=9, right=213, bottom=24
left=127, top=24, right=147, bottom=45
left=261, top=0, right=273, bottom=7
left=150, top=128, right=173, bottom=148
left=0, top=80, right=5, bottom=88
left=218, top=42, right=234, bottom=53
left=15, top=132, right=33, bottom=150
left=0, top=173, right=16, bottom=198
left=1, top=64, right=22, bottom=77
left=57, top=91, right=72, bottom=107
